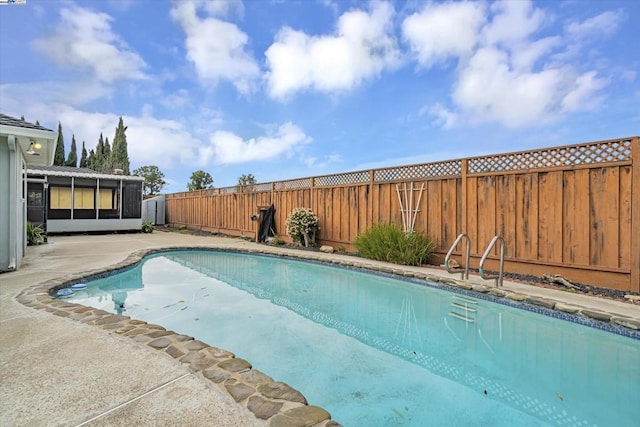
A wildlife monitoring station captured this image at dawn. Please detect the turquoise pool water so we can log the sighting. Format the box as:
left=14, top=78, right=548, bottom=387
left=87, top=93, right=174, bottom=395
left=68, top=251, right=640, bottom=426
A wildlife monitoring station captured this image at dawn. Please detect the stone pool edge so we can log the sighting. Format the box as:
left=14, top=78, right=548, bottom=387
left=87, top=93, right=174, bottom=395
left=15, top=245, right=640, bottom=426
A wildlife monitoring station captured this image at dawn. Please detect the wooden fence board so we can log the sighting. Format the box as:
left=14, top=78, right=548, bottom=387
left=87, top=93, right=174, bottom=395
left=516, top=174, right=539, bottom=260
left=477, top=176, right=496, bottom=256
left=427, top=180, right=442, bottom=247
left=537, top=172, right=563, bottom=263
left=466, top=176, right=478, bottom=254
left=563, top=170, right=590, bottom=265
left=496, top=174, right=517, bottom=259
left=441, top=179, right=458, bottom=250
left=348, top=187, right=358, bottom=241
left=619, top=166, right=632, bottom=270
left=358, top=185, right=369, bottom=237
left=589, top=167, right=620, bottom=267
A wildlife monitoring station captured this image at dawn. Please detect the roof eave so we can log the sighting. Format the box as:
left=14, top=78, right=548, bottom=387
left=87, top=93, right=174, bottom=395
left=26, top=168, right=145, bottom=181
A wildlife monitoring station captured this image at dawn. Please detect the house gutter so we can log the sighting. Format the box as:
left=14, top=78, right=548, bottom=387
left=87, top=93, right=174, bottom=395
left=7, top=135, right=17, bottom=270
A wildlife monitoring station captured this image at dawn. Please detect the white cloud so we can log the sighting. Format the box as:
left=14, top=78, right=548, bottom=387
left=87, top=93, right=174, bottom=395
left=170, top=0, right=259, bottom=93
left=404, top=0, right=615, bottom=128
left=200, top=0, right=244, bottom=18
left=0, top=81, right=111, bottom=112
left=426, top=103, right=457, bottom=129
left=402, top=1, right=486, bottom=67
left=159, top=89, right=193, bottom=110
left=32, top=6, right=147, bottom=83
left=561, top=71, right=607, bottom=112
left=481, top=0, right=547, bottom=47
left=567, top=9, right=625, bottom=40
left=204, top=122, right=312, bottom=164
left=265, top=1, right=400, bottom=99
left=510, top=36, right=561, bottom=71
left=52, top=107, right=202, bottom=169
left=304, top=153, right=343, bottom=169
left=453, top=47, right=565, bottom=127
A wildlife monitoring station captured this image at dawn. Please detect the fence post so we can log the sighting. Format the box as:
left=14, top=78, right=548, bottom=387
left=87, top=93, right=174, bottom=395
left=311, top=177, right=316, bottom=212
left=368, top=169, right=374, bottom=230
left=270, top=182, right=275, bottom=205
left=461, top=159, right=468, bottom=237
left=631, top=137, right=640, bottom=292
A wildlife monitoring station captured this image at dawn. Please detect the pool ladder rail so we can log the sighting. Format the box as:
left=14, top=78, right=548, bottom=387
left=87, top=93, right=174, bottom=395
left=479, top=235, right=505, bottom=288
left=444, top=233, right=506, bottom=288
left=444, top=233, right=471, bottom=280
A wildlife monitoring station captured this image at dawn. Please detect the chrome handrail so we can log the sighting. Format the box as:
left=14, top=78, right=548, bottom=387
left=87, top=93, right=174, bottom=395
left=479, top=235, right=505, bottom=287
left=444, top=233, right=470, bottom=280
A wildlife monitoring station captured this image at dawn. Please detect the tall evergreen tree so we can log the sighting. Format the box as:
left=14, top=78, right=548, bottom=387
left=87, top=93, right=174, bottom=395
left=35, top=120, right=40, bottom=126
left=87, top=149, right=96, bottom=170
left=54, top=122, right=66, bottom=166
left=93, top=133, right=105, bottom=172
left=102, top=137, right=113, bottom=173
left=66, top=135, right=78, bottom=167
left=79, top=141, right=88, bottom=168
left=111, top=117, right=130, bottom=174
left=20, top=115, right=25, bottom=121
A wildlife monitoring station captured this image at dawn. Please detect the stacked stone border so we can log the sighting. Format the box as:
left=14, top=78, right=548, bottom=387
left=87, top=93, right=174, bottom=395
left=15, top=246, right=640, bottom=426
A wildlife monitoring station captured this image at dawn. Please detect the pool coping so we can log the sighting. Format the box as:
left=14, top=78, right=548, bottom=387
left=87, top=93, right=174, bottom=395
left=14, top=245, right=640, bottom=426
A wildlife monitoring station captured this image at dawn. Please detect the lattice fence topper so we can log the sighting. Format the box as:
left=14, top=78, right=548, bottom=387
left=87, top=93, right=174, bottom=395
left=468, top=139, right=633, bottom=174
left=375, top=160, right=462, bottom=182
left=219, top=186, right=239, bottom=194
left=396, top=181, right=425, bottom=233
left=275, top=178, right=311, bottom=190
left=251, top=182, right=273, bottom=193
left=314, top=171, right=370, bottom=187
left=201, top=188, right=218, bottom=196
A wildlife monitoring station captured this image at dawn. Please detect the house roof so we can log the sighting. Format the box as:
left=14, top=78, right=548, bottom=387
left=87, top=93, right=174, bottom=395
left=27, top=165, right=144, bottom=181
left=0, top=113, right=54, bottom=132
left=30, top=165, right=98, bottom=174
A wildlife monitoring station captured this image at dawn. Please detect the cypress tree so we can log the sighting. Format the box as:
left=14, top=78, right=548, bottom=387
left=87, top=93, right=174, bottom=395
left=35, top=120, right=40, bottom=126
left=54, top=122, right=66, bottom=166
left=79, top=141, right=88, bottom=168
left=87, top=149, right=96, bottom=170
left=66, top=135, right=78, bottom=167
left=102, top=137, right=113, bottom=173
left=111, top=117, right=130, bottom=174
left=93, top=133, right=105, bottom=172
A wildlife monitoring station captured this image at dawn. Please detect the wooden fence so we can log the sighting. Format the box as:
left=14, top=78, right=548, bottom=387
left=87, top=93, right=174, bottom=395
left=167, top=137, right=639, bottom=292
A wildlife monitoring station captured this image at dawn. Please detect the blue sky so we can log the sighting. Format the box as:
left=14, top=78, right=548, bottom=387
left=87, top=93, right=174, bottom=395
left=1, top=0, right=638, bottom=192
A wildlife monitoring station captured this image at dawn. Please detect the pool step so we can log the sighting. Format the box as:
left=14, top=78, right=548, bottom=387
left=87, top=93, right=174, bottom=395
left=449, top=295, right=478, bottom=323
left=448, top=311, right=475, bottom=323
left=452, top=302, right=477, bottom=312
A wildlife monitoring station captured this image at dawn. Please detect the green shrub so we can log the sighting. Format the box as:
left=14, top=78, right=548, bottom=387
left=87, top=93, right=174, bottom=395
left=26, top=222, right=45, bottom=246
left=354, top=223, right=437, bottom=266
left=141, top=221, right=154, bottom=233
left=285, top=207, right=320, bottom=247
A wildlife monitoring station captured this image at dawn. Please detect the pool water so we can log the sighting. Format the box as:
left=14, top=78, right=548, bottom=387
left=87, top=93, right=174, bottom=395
left=69, top=251, right=640, bottom=426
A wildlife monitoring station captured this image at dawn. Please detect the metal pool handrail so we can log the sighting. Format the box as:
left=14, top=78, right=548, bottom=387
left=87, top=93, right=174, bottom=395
left=479, top=235, right=505, bottom=287
left=444, top=233, right=470, bottom=280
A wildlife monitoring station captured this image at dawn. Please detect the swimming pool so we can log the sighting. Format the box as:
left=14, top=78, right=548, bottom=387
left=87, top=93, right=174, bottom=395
left=67, top=250, right=640, bottom=426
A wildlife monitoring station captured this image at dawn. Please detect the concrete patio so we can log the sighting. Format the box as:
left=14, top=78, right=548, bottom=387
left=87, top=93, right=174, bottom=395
left=1, top=232, right=638, bottom=426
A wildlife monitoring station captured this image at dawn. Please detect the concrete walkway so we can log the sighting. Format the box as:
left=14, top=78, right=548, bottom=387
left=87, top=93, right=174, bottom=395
left=1, top=232, right=638, bottom=426
left=1, top=233, right=266, bottom=427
